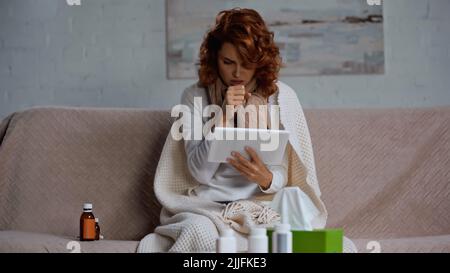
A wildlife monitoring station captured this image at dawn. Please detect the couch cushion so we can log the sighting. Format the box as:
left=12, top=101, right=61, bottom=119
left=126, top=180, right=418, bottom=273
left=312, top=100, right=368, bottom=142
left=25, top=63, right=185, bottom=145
left=0, top=107, right=173, bottom=240
left=306, top=107, right=450, bottom=239
left=0, top=230, right=138, bottom=253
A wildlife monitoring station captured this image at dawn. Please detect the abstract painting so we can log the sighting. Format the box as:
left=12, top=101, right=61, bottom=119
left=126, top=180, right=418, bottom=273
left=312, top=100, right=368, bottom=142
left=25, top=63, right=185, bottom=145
left=166, top=0, right=384, bottom=78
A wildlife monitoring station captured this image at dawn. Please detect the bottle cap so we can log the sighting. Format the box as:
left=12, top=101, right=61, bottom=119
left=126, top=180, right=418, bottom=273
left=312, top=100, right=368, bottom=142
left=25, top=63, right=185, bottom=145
left=275, top=223, right=290, bottom=233
left=250, top=227, right=266, bottom=236
left=83, top=203, right=93, bottom=210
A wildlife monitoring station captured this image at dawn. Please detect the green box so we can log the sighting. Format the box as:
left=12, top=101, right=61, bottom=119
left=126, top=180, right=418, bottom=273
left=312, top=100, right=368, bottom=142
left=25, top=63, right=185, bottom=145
left=266, top=228, right=343, bottom=253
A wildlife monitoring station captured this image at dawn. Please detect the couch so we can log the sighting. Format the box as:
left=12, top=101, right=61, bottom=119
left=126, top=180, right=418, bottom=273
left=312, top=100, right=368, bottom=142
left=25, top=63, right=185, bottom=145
left=0, top=106, right=449, bottom=253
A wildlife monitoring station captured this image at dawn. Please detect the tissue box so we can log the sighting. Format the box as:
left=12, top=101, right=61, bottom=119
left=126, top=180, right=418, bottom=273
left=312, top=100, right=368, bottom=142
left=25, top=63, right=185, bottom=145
left=267, top=228, right=343, bottom=253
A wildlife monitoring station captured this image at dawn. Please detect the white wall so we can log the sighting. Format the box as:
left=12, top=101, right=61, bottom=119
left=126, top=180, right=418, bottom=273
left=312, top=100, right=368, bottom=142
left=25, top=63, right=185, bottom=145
left=0, top=0, right=449, bottom=120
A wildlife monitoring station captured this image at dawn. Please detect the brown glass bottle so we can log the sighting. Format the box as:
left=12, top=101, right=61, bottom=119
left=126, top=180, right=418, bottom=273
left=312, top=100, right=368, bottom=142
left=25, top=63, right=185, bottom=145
left=80, top=203, right=96, bottom=241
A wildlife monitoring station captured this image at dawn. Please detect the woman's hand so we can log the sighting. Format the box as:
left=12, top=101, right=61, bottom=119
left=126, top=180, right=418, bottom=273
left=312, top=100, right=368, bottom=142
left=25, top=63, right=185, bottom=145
left=224, top=85, right=252, bottom=106
left=226, top=146, right=273, bottom=190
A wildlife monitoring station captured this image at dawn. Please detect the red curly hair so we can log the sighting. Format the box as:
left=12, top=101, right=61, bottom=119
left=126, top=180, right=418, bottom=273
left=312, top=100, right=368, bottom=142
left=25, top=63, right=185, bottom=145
left=198, top=8, right=281, bottom=98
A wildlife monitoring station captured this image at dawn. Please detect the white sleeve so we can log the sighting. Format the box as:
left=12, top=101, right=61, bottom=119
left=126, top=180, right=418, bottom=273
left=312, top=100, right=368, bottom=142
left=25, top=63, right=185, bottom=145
left=259, top=147, right=289, bottom=194
left=184, top=138, right=221, bottom=185
left=181, top=88, right=221, bottom=185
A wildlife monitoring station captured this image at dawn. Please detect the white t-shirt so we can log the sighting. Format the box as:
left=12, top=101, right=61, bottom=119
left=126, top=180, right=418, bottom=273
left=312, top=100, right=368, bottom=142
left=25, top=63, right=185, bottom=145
left=180, top=83, right=288, bottom=202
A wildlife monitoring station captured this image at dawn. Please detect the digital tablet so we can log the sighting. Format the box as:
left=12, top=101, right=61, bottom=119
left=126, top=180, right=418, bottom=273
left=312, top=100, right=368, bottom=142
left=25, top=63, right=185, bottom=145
left=207, top=127, right=290, bottom=165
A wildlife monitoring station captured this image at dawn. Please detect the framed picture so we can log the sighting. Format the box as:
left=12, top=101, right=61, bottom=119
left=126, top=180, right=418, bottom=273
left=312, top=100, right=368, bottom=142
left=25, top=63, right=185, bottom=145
left=166, top=0, right=384, bottom=79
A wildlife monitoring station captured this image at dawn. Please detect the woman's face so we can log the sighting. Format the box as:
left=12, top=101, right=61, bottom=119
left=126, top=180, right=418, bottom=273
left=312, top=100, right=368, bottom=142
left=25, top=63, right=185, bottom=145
left=217, top=42, right=256, bottom=87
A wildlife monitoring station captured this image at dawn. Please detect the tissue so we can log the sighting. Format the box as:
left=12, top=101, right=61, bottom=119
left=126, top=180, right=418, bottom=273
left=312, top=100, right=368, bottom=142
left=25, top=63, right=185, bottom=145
left=269, top=187, right=320, bottom=231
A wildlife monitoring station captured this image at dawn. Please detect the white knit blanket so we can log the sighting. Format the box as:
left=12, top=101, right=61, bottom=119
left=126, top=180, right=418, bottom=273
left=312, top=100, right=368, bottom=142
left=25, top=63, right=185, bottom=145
left=138, top=81, right=357, bottom=253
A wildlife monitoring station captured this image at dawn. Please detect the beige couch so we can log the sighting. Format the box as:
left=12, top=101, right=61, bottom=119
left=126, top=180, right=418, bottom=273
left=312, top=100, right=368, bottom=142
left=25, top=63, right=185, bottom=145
left=0, top=106, right=449, bottom=253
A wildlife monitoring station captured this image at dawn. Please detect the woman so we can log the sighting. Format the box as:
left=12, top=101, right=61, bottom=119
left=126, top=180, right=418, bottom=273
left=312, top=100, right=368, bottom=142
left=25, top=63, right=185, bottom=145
left=181, top=8, right=289, bottom=202
left=138, top=8, right=335, bottom=253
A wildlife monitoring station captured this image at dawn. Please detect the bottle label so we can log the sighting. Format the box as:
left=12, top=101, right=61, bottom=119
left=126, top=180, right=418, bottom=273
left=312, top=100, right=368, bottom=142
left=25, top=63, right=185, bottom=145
left=83, top=219, right=96, bottom=240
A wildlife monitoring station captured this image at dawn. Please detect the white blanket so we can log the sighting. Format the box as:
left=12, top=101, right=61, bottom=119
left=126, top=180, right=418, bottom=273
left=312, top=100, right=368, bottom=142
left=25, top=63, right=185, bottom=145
left=138, top=81, right=356, bottom=253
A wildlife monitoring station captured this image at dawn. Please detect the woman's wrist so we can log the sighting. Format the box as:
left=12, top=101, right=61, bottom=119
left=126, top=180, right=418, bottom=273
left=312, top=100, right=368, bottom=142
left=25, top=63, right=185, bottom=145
left=259, top=172, right=273, bottom=190
left=221, top=105, right=235, bottom=127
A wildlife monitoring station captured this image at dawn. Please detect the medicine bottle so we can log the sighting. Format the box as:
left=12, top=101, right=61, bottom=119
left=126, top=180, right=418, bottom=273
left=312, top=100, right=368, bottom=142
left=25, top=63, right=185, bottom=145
left=248, top=227, right=268, bottom=253
left=216, top=228, right=237, bottom=253
left=80, top=203, right=96, bottom=241
left=272, top=223, right=292, bottom=253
